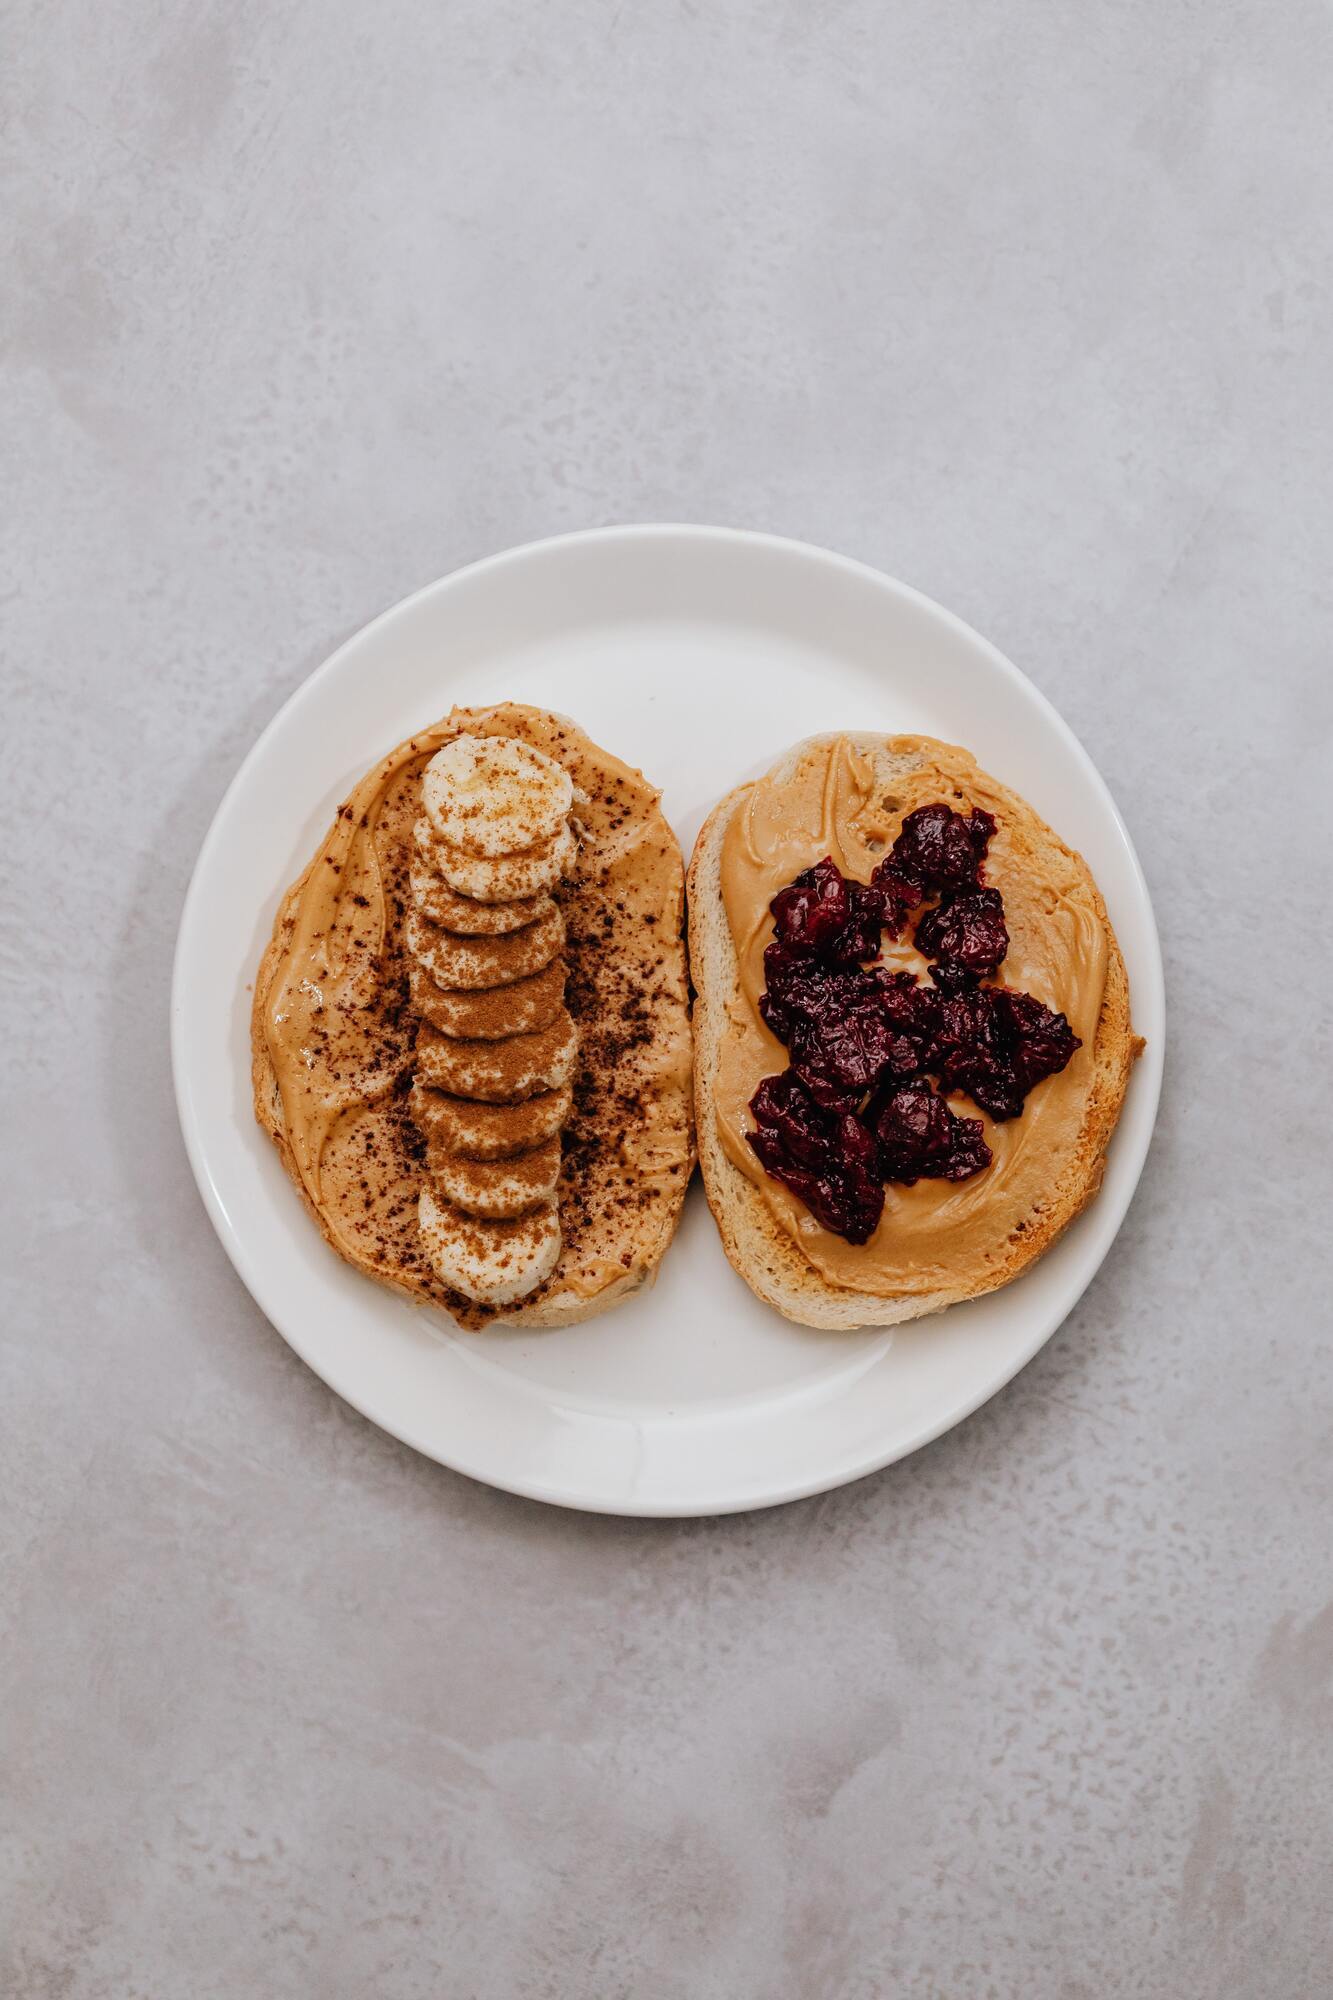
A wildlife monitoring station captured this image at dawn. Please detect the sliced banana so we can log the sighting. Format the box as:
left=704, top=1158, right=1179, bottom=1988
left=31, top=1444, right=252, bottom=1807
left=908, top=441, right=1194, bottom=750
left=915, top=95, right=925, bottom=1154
left=409, top=855, right=553, bottom=935
left=404, top=904, right=564, bottom=991
left=413, top=817, right=576, bottom=903
left=415, top=1013, right=579, bottom=1101
left=410, top=1081, right=573, bottom=1160
left=426, top=1135, right=562, bottom=1219
left=409, top=731, right=582, bottom=1306
left=408, top=960, right=565, bottom=1040
left=418, top=1187, right=561, bottom=1304
left=422, top=734, right=573, bottom=858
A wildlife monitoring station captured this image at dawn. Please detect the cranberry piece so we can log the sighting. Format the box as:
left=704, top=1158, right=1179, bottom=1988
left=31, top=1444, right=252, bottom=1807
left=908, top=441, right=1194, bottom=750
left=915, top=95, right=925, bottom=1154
left=769, top=857, right=856, bottom=957
left=994, top=988, right=1082, bottom=1095
left=787, top=994, right=904, bottom=1109
left=749, top=1070, right=835, bottom=1169
left=850, top=872, right=915, bottom=942
left=876, top=968, right=942, bottom=1070
left=927, top=959, right=980, bottom=995
left=930, top=986, right=1080, bottom=1120
left=882, top=803, right=995, bottom=897
left=761, top=964, right=903, bottom=1108
left=937, top=1110, right=992, bottom=1180
left=761, top=962, right=940, bottom=1108
left=870, top=1078, right=992, bottom=1184
left=768, top=855, right=913, bottom=966
left=748, top=1072, right=884, bottom=1244
left=914, top=887, right=1009, bottom=978
left=759, top=957, right=868, bottom=1043
left=967, top=806, right=998, bottom=857
left=930, top=989, right=1016, bottom=1117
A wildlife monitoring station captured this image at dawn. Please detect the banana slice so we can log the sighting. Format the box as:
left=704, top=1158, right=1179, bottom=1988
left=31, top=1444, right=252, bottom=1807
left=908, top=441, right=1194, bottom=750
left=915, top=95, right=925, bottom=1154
left=413, top=817, right=576, bottom=903
left=409, top=855, right=553, bottom=935
left=418, top=1187, right=561, bottom=1304
left=422, top=734, right=573, bottom=858
left=404, top=904, right=564, bottom=991
left=426, top=1135, right=562, bottom=1219
left=415, top=1013, right=579, bottom=1101
left=408, top=960, right=565, bottom=1040
left=410, top=1081, right=573, bottom=1160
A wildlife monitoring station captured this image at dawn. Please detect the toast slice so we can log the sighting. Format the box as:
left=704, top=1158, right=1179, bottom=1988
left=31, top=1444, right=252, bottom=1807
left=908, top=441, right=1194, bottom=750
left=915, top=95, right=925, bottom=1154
left=253, top=704, right=693, bottom=1329
left=687, top=733, right=1139, bottom=1329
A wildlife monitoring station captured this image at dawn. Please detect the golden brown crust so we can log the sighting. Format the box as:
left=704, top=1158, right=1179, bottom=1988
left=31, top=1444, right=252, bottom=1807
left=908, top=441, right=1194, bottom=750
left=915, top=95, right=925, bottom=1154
left=686, top=734, right=1139, bottom=1330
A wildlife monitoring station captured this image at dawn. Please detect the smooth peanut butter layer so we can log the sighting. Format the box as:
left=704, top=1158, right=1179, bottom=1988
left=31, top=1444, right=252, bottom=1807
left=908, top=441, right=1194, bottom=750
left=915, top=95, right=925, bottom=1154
left=715, top=736, right=1113, bottom=1297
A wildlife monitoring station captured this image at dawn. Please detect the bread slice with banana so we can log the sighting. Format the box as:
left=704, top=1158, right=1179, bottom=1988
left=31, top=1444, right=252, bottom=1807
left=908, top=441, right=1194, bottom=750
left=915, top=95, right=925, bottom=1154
left=252, top=703, right=693, bottom=1329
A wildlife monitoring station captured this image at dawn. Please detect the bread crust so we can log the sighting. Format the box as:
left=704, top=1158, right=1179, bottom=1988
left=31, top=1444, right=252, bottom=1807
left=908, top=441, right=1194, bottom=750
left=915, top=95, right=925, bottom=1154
left=252, top=706, right=692, bottom=1330
left=686, top=734, right=1139, bottom=1329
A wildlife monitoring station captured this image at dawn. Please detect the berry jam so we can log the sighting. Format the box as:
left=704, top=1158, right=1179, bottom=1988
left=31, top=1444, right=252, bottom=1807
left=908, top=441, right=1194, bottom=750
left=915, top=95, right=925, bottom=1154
left=747, top=803, right=1081, bottom=1241
left=914, top=887, right=1009, bottom=981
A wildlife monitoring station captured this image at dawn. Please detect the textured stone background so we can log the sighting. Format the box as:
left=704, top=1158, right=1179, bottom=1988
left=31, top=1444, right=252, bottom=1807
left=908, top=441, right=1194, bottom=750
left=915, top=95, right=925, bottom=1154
left=4, top=3, right=1331, bottom=1995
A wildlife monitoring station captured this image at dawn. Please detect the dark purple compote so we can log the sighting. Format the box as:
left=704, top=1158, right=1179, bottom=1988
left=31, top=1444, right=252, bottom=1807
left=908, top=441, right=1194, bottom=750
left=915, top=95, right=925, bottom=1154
left=747, top=805, right=1081, bottom=1243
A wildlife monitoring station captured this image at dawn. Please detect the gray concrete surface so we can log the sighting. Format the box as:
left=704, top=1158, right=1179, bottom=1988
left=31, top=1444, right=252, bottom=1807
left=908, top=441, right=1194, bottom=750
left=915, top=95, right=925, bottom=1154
left=4, top=3, right=1332, bottom=1995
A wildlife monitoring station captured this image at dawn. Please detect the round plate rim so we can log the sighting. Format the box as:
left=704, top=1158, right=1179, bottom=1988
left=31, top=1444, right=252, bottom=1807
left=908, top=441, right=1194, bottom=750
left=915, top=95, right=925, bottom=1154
left=171, top=523, right=1165, bottom=1516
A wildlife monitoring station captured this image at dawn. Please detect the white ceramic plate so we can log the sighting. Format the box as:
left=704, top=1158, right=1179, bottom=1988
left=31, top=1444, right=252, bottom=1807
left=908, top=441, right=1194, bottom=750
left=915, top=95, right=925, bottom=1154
left=173, top=526, right=1163, bottom=1516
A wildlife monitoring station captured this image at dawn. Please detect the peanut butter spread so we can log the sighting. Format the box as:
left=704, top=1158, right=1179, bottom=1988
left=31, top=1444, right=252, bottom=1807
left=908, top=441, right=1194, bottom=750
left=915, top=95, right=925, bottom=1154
left=715, top=737, right=1109, bottom=1296
left=253, top=703, right=692, bottom=1326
